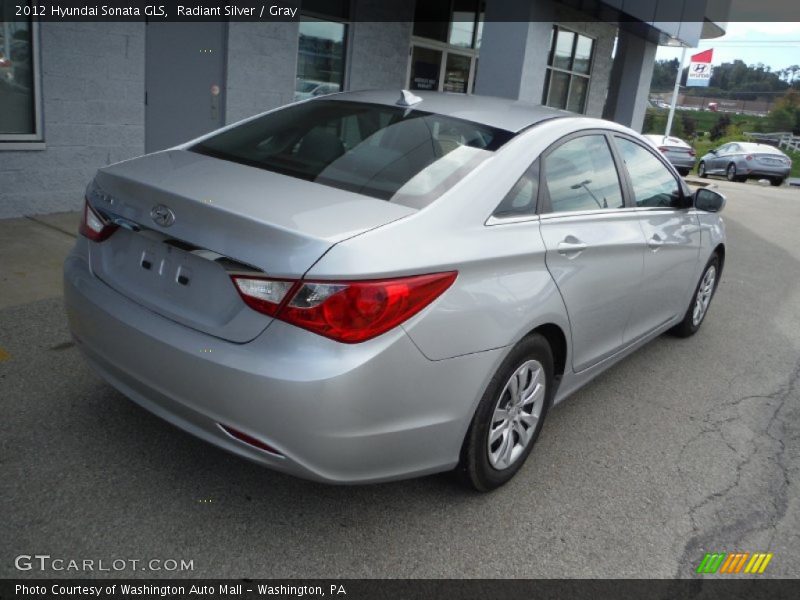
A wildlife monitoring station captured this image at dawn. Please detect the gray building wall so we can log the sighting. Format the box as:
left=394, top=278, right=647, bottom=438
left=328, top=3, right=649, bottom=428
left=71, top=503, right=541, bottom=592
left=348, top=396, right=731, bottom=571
left=0, top=22, right=145, bottom=219
left=224, top=22, right=299, bottom=125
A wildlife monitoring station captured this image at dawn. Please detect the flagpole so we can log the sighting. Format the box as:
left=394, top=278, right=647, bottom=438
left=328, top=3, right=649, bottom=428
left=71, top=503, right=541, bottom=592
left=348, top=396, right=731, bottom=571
left=665, top=46, right=687, bottom=138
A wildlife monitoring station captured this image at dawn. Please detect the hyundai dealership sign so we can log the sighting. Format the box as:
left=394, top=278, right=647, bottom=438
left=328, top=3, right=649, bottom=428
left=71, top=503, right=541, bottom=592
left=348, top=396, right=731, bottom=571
left=687, top=49, right=714, bottom=87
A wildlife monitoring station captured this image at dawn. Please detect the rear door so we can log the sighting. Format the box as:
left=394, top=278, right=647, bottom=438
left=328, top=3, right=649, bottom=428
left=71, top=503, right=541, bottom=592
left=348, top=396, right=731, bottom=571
left=613, top=135, right=701, bottom=341
left=538, top=133, right=646, bottom=372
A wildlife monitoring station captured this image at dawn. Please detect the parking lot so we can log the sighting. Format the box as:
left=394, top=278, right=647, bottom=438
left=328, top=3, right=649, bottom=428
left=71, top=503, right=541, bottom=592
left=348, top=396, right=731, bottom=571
left=1, top=179, right=799, bottom=579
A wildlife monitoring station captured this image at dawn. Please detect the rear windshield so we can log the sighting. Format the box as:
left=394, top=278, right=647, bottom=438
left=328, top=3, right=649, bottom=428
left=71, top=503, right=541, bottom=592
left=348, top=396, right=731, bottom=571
left=191, top=100, right=514, bottom=206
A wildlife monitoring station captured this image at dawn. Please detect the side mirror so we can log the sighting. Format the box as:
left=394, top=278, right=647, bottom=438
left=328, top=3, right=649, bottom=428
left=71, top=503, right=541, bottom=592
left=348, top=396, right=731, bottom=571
left=709, top=149, right=718, bottom=155
left=694, top=188, right=726, bottom=213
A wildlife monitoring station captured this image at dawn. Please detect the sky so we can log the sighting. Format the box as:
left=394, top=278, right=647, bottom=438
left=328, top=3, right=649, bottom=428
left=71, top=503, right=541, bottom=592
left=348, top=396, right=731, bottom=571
left=655, top=22, right=800, bottom=72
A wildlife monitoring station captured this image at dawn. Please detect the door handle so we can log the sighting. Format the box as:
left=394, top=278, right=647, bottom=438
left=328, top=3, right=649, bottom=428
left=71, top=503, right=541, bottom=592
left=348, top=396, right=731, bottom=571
left=648, top=234, right=664, bottom=251
left=557, top=238, right=587, bottom=257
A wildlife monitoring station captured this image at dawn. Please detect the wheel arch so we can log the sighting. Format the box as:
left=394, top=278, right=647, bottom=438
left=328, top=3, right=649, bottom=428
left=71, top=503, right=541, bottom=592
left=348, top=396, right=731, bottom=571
left=714, top=242, right=726, bottom=275
left=526, top=323, right=567, bottom=379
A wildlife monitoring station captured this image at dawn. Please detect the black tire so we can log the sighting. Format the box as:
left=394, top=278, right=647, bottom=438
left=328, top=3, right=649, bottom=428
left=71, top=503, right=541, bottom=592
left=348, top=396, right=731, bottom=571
left=770, top=177, right=785, bottom=187
left=458, top=334, right=554, bottom=492
left=726, top=163, right=738, bottom=182
left=678, top=167, right=691, bottom=176
left=670, top=254, right=720, bottom=338
left=698, top=162, right=708, bottom=178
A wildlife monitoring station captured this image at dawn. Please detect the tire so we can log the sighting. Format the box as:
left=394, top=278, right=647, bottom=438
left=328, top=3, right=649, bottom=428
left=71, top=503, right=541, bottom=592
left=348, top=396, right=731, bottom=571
left=770, top=177, right=785, bottom=187
left=726, top=163, right=738, bottom=182
left=670, top=255, right=720, bottom=338
left=698, top=162, right=707, bottom=178
left=678, top=167, right=690, bottom=176
left=458, top=334, right=554, bottom=492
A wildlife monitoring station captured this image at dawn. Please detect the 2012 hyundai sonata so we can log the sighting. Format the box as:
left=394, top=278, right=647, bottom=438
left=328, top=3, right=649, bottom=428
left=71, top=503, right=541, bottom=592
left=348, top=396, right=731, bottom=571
left=64, top=90, right=727, bottom=491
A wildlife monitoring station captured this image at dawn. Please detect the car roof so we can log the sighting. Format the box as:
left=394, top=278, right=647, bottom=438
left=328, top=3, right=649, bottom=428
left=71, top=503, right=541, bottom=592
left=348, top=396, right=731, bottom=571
left=735, top=142, right=784, bottom=154
left=323, top=90, right=572, bottom=133
left=643, top=134, right=689, bottom=147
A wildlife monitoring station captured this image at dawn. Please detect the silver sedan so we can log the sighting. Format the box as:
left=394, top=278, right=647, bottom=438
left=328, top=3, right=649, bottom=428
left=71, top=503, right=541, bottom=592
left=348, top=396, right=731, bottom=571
left=699, top=141, right=792, bottom=186
left=64, top=90, right=727, bottom=491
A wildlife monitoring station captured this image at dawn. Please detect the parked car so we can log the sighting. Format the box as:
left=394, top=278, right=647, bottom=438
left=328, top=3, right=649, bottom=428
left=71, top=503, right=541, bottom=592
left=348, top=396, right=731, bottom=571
left=294, top=79, right=341, bottom=101
left=643, top=134, right=696, bottom=176
left=698, top=141, right=792, bottom=186
left=64, top=91, right=727, bottom=491
left=0, top=52, right=13, bottom=83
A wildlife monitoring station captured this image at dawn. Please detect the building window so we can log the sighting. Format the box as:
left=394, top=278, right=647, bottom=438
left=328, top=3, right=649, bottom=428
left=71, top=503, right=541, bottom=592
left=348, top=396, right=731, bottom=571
left=295, top=1, right=349, bottom=102
left=0, top=5, right=42, bottom=144
left=409, top=0, right=484, bottom=94
left=543, top=26, right=594, bottom=114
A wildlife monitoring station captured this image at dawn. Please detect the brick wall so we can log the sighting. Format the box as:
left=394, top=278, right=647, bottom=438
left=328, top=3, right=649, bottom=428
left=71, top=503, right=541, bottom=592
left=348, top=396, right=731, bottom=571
left=0, top=22, right=145, bottom=219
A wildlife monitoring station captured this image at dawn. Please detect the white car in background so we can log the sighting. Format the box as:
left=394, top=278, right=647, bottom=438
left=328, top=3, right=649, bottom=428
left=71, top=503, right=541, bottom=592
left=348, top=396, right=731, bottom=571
left=644, top=134, right=696, bottom=176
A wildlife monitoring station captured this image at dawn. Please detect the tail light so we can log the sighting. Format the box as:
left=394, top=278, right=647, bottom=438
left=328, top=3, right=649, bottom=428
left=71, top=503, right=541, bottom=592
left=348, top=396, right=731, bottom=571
left=688, top=148, right=696, bottom=157
left=79, top=199, right=118, bottom=242
left=745, top=154, right=753, bottom=161
left=231, top=271, right=457, bottom=343
left=0, top=57, right=10, bottom=67
left=657, top=146, right=670, bottom=154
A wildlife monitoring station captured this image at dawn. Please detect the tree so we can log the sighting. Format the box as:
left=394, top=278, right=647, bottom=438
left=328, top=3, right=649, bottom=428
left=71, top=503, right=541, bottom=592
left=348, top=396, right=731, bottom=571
left=768, top=108, right=795, bottom=132
left=709, top=114, right=732, bottom=141
left=681, top=114, right=697, bottom=139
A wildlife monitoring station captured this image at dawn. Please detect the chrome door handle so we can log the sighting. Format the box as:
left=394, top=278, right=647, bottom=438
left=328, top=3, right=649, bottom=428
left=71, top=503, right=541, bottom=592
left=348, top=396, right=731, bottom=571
left=557, top=239, right=587, bottom=257
left=648, top=234, right=664, bottom=250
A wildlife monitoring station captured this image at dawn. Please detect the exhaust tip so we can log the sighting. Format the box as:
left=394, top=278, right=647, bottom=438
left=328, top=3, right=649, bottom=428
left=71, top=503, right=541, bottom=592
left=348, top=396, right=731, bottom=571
left=218, top=424, right=285, bottom=458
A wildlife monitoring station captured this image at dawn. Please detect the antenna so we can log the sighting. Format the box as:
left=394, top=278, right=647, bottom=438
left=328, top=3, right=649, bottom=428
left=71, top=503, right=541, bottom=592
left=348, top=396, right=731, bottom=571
left=397, top=90, right=423, bottom=107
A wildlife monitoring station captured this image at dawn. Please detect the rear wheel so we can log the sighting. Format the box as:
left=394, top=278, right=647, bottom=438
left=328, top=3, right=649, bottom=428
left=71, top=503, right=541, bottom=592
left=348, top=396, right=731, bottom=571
left=670, top=255, right=720, bottom=338
left=458, top=334, right=554, bottom=492
left=698, top=162, right=708, bottom=178
left=678, top=167, right=691, bottom=176
left=770, top=177, right=785, bottom=187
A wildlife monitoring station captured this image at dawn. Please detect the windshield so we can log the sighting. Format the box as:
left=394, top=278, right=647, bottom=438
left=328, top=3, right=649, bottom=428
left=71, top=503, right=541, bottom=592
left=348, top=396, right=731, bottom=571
left=191, top=100, right=514, bottom=206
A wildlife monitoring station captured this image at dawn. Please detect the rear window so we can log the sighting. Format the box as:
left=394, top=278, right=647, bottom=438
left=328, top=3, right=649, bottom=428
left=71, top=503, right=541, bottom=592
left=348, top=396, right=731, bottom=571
left=191, top=100, right=514, bottom=206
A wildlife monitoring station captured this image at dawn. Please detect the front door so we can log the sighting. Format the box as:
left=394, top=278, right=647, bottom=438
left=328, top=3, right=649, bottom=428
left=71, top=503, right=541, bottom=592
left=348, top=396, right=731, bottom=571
left=538, top=133, right=646, bottom=372
left=613, top=136, right=702, bottom=339
left=145, top=22, right=227, bottom=153
left=408, top=43, right=475, bottom=94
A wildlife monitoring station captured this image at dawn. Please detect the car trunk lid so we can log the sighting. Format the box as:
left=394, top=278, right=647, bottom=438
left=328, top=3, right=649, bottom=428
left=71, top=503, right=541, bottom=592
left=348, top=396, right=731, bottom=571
left=88, top=150, right=416, bottom=343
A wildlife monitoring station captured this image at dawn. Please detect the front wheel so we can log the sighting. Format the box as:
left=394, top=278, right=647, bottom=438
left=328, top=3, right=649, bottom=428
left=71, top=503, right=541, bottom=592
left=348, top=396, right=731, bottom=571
left=670, top=255, right=720, bottom=338
left=726, top=163, right=738, bottom=182
left=458, top=334, right=554, bottom=492
left=698, top=162, right=708, bottom=178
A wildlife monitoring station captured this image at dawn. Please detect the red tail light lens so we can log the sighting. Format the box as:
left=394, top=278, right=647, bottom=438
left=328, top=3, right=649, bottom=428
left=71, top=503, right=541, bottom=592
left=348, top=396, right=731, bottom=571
left=657, top=146, right=670, bottom=153
left=79, top=199, right=118, bottom=242
left=689, top=148, right=696, bottom=157
left=745, top=154, right=753, bottom=161
left=231, top=272, right=457, bottom=343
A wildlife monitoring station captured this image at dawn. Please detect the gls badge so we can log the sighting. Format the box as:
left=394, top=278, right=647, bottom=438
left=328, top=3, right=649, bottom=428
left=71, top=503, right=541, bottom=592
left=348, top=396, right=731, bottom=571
left=150, top=205, right=176, bottom=227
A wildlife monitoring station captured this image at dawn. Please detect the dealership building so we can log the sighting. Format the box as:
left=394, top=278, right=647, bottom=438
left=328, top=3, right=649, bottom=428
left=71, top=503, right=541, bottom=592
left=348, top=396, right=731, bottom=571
left=0, top=0, right=726, bottom=218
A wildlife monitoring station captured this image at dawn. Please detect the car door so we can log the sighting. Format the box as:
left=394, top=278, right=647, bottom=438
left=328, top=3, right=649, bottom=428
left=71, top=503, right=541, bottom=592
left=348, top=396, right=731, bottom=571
left=538, top=132, right=646, bottom=372
left=613, top=136, right=702, bottom=341
left=711, top=143, right=736, bottom=174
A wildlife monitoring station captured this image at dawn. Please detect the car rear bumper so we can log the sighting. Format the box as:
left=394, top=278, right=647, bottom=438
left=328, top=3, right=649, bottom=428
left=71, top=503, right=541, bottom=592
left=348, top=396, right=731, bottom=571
left=64, top=244, right=501, bottom=483
left=742, top=167, right=791, bottom=179
left=668, top=156, right=695, bottom=169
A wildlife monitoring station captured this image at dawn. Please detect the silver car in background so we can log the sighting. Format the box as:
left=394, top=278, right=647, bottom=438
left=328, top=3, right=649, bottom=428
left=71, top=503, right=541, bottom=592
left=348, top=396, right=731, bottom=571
left=64, top=91, right=727, bottom=491
left=699, top=141, right=792, bottom=186
left=643, top=134, right=696, bottom=176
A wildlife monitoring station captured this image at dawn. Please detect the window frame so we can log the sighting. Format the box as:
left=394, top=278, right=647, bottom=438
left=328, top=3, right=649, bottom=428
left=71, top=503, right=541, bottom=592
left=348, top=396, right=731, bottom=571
left=486, top=158, right=541, bottom=224
left=537, top=130, right=633, bottom=217
left=0, top=19, right=44, bottom=148
left=542, top=25, right=596, bottom=114
left=610, top=133, right=692, bottom=211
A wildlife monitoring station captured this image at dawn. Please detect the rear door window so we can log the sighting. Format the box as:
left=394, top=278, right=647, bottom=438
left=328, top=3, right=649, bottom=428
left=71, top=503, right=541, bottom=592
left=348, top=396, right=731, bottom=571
left=192, top=100, right=514, bottom=207
left=542, top=135, right=624, bottom=213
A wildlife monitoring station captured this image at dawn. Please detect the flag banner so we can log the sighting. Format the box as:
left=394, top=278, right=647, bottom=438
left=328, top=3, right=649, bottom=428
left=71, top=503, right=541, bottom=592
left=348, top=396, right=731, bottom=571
left=687, top=49, right=714, bottom=87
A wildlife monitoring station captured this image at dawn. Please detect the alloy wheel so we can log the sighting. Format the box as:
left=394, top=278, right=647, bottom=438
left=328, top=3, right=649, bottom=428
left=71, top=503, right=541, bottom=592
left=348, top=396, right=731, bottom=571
left=692, top=265, right=717, bottom=326
left=487, top=360, right=546, bottom=470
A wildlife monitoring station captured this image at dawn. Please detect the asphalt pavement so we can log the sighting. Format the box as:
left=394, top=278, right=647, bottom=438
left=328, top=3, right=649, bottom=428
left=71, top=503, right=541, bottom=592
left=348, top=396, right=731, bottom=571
left=1, top=179, right=799, bottom=578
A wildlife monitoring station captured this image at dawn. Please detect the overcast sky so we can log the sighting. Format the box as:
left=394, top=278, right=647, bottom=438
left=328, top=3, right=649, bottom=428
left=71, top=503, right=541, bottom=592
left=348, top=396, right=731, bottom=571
left=655, top=22, right=800, bottom=72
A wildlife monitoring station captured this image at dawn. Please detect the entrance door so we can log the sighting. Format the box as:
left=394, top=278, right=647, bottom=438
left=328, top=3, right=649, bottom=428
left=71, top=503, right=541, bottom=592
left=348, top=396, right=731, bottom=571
left=145, top=23, right=227, bottom=153
left=408, top=44, right=476, bottom=94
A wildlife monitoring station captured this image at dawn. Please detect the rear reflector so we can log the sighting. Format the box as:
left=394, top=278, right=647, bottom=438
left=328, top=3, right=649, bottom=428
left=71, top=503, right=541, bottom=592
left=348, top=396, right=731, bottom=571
left=79, top=199, right=118, bottom=242
left=230, top=271, right=457, bottom=343
left=218, top=424, right=284, bottom=458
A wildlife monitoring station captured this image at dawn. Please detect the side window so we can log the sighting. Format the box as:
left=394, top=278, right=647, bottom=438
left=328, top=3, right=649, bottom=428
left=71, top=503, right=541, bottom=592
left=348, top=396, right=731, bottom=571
left=615, top=137, right=681, bottom=208
left=543, top=135, right=624, bottom=213
left=492, top=160, right=539, bottom=218
left=717, top=143, right=730, bottom=155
